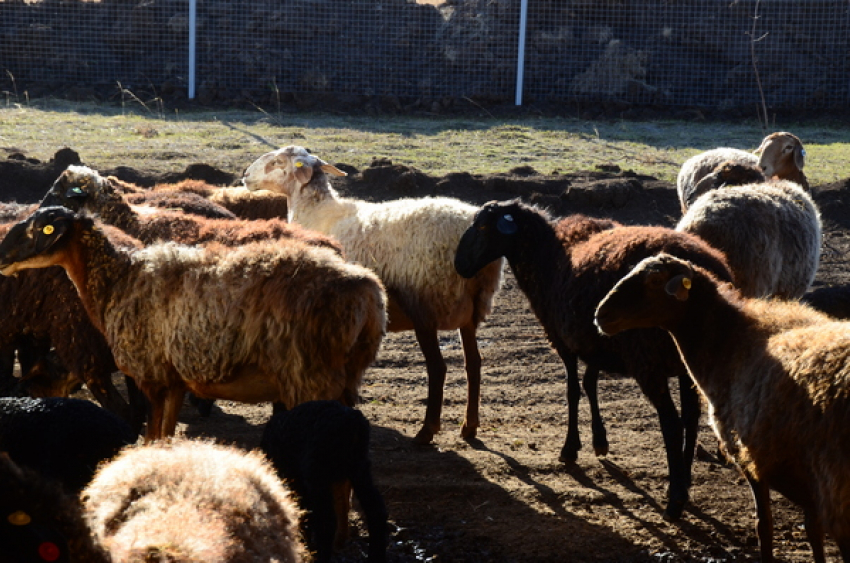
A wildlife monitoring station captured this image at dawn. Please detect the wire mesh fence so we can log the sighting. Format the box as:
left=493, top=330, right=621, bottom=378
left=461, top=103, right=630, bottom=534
left=1, top=0, right=849, bottom=111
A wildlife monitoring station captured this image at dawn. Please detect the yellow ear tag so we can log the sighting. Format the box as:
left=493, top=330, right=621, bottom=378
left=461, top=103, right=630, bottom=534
left=682, top=278, right=692, bottom=289
left=295, top=161, right=304, bottom=168
left=42, top=225, right=54, bottom=235
left=8, top=510, right=31, bottom=526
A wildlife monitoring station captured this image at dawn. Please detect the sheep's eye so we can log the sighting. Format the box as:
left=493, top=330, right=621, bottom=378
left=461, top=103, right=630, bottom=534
left=42, top=225, right=54, bottom=235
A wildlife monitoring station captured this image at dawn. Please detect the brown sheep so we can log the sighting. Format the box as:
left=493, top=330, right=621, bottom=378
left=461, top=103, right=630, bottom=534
left=82, top=439, right=307, bottom=562
left=454, top=199, right=734, bottom=520
left=596, top=253, right=850, bottom=563
left=0, top=207, right=387, bottom=441
left=40, top=165, right=341, bottom=255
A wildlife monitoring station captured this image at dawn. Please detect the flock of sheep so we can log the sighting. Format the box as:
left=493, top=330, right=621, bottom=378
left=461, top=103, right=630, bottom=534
left=0, top=131, right=847, bottom=562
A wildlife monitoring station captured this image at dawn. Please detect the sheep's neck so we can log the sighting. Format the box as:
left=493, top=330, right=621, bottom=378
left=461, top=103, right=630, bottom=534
left=506, top=218, right=567, bottom=325
left=91, top=191, right=142, bottom=236
left=62, top=226, right=132, bottom=334
left=665, top=285, right=761, bottom=407
left=289, top=179, right=357, bottom=235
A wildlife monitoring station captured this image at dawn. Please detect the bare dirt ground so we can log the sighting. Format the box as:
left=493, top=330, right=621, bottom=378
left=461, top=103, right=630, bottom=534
left=4, top=152, right=850, bottom=562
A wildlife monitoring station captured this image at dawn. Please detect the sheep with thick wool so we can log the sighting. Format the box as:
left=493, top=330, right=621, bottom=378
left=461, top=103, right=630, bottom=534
left=243, top=145, right=504, bottom=445
left=454, top=199, right=734, bottom=520
left=596, top=253, right=850, bottom=563
left=82, top=439, right=307, bottom=563
left=677, top=131, right=810, bottom=213
left=0, top=207, right=387, bottom=441
left=41, top=165, right=342, bottom=255
left=677, top=179, right=822, bottom=299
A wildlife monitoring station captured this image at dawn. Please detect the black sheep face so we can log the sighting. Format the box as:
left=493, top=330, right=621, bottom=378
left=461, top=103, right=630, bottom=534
left=39, top=169, right=91, bottom=212
left=0, top=207, right=74, bottom=276
left=455, top=200, right=521, bottom=278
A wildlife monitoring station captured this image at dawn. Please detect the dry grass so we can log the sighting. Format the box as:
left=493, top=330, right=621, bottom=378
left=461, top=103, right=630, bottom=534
left=1, top=99, right=849, bottom=186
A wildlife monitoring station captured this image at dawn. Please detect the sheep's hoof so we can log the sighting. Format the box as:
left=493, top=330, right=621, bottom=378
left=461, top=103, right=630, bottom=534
left=662, top=499, right=686, bottom=522
left=558, top=448, right=579, bottom=465
left=413, top=428, right=436, bottom=445
left=594, top=445, right=609, bottom=457
left=460, top=423, right=477, bottom=441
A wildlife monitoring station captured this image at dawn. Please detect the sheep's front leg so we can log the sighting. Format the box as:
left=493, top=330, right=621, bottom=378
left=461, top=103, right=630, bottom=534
left=582, top=363, right=609, bottom=456
left=557, top=349, right=583, bottom=463
left=160, top=386, right=187, bottom=439
left=803, top=509, right=825, bottom=563
left=458, top=324, right=481, bottom=440
left=413, top=326, right=446, bottom=445
left=746, top=474, right=774, bottom=563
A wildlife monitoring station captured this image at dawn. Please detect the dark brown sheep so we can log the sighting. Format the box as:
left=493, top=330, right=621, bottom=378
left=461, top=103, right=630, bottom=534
left=596, top=253, right=850, bottom=563
left=454, top=199, right=734, bottom=520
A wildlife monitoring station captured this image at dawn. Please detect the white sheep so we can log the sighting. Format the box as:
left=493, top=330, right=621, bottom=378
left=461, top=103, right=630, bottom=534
left=0, top=206, right=387, bottom=441
left=677, top=131, right=810, bottom=213
left=242, top=145, right=504, bottom=445
left=676, top=179, right=822, bottom=299
left=82, top=439, right=307, bottom=562
left=596, top=253, right=850, bottom=563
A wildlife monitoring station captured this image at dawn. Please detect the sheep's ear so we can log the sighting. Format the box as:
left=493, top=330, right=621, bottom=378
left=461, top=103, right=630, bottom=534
left=665, top=274, right=691, bottom=301
left=320, top=163, right=347, bottom=177
left=64, top=186, right=88, bottom=200
left=292, top=157, right=315, bottom=184
left=496, top=213, right=518, bottom=235
left=795, top=146, right=806, bottom=170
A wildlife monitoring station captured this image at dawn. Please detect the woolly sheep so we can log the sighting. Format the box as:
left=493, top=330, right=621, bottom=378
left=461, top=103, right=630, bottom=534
left=595, top=253, right=850, bottom=563
left=454, top=199, right=734, bottom=520
left=243, top=145, right=504, bottom=445
left=676, top=179, right=822, bottom=299
left=0, top=207, right=387, bottom=441
left=679, top=160, right=766, bottom=212
left=261, top=400, right=388, bottom=563
left=0, top=452, right=110, bottom=563
left=0, top=396, right=136, bottom=492
left=82, top=439, right=307, bottom=562
left=40, top=165, right=342, bottom=255
left=677, top=131, right=810, bottom=213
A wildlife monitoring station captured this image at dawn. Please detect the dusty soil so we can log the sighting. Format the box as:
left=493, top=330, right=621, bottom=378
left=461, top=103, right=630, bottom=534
left=5, top=151, right=850, bottom=562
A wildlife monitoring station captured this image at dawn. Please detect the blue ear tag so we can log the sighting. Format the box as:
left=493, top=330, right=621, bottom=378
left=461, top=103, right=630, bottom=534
left=496, top=214, right=518, bottom=235
left=65, top=187, right=86, bottom=199
left=801, top=149, right=807, bottom=157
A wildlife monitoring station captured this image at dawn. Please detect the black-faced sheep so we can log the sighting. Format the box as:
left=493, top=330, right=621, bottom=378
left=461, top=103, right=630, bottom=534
left=41, top=165, right=342, bottom=255
left=243, top=145, right=504, bottom=445
left=0, top=452, right=111, bottom=563
left=676, top=179, right=822, bottom=299
left=82, top=439, right=307, bottom=562
left=595, top=253, right=850, bottom=563
left=0, top=207, right=387, bottom=441
left=677, top=131, right=810, bottom=213
left=0, top=396, right=136, bottom=493
left=261, top=400, right=388, bottom=563
left=453, top=199, right=734, bottom=520
left=0, top=220, right=145, bottom=432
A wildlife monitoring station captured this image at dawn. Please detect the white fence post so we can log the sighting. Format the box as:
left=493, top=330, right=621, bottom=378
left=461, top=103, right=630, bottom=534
left=188, top=0, right=197, bottom=99
left=515, top=0, right=529, bottom=106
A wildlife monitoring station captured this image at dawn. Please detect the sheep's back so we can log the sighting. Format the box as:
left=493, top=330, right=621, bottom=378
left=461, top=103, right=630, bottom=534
left=104, top=241, right=384, bottom=399
left=332, top=197, right=500, bottom=327
left=677, top=181, right=821, bottom=298
left=83, top=439, right=304, bottom=562
left=677, top=148, right=758, bottom=207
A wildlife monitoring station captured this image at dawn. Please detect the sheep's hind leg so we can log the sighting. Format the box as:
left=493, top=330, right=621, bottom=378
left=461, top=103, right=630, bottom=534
left=582, top=363, right=609, bottom=457
left=746, top=475, right=774, bottom=563
left=458, top=323, right=482, bottom=440
left=412, top=326, right=446, bottom=445
left=803, top=509, right=825, bottom=563
left=558, top=350, right=583, bottom=463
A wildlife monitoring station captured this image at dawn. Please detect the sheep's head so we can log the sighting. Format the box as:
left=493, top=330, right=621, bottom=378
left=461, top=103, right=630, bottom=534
left=455, top=199, right=523, bottom=278
left=595, top=253, right=695, bottom=336
left=0, top=206, right=77, bottom=276
left=755, top=132, right=805, bottom=178
left=242, top=145, right=346, bottom=197
left=40, top=165, right=108, bottom=212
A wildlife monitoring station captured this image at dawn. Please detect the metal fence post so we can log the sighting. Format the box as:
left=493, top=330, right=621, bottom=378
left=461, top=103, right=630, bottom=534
left=515, top=0, right=529, bottom=106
